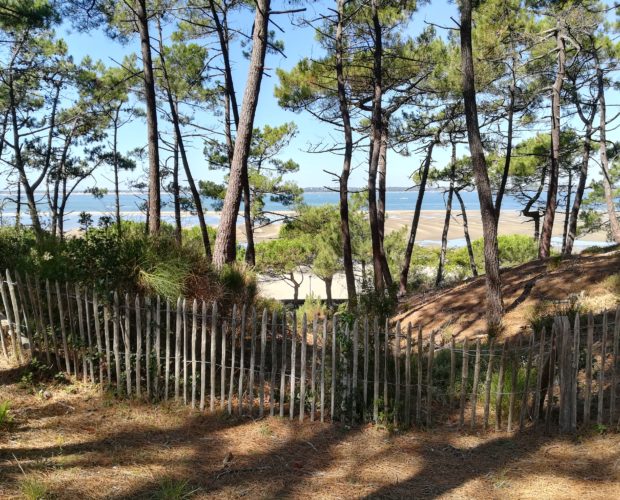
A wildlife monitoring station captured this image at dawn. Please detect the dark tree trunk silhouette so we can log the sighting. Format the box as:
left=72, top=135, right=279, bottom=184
left=539, top=25, right=566, bottom=258
left=336, top=0, right=357, bottom=306
left=561, top=169, right=572, bottom=254
left=213, top=0, right=270, bottom=268
left=134, top=0, right=161, bottom=235
left=455, top=189, right=478, bottom=277
left=399, top=135, right=439, bottom=295
left=596, top=57, right=620, bottom=243
left=172, top=138, right=182, bottom=244
left=460, top=0, right=504, bottom=332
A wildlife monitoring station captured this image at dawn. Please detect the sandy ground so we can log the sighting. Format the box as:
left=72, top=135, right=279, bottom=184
left=239, top=209, right=610, bottom=245
left=1, top=360, right=619, bottom=499
left=394, top=248, right=620, bottom=339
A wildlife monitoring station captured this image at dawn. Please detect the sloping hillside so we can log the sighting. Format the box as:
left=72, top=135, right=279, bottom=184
left=394, top=247, right=620, bottom=339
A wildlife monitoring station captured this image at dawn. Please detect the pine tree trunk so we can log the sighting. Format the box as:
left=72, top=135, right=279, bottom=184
left=495, top=77, right=515, bottom=218
left=539, top=26, right=566, bottom=258
left=135, top=0, right=161, bottom=236
left=455, top=190, right=477, bottom=277
left=324, top=276, right=333, bottom=309
left=157, top=24, right=211, bottom=257
left=596, top=60, right=620, bottom=243
left=460, top=0, right=504, bottom=333
left=399, top=136, right=439, bottom=295
left=213, top=0, right=270, bottom=268
left=378, top=123, right=388, bottom=242
left=336, top=0, right=357, bottom=306
left=561, top=169, right=572, bottom=254
left=436, top=144, right=456, bottom=287
left=173, top=137, right=182, bottom=245
left=113, top=107, right=122, bottom=235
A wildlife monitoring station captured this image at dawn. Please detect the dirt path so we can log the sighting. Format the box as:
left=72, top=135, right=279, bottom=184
left=1, top=362, right=619, bottom=499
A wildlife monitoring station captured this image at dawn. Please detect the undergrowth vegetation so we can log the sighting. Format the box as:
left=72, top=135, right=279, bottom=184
left=0, top=223, right=257, bottom=308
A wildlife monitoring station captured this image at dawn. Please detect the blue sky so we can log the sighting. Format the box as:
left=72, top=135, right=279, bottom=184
left=59, top=0, right=459, bottom=191
left=57, top=0, right=615, bottom=193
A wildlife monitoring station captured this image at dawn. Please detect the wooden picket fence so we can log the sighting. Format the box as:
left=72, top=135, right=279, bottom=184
left=1, top=269, right=619, bottom=432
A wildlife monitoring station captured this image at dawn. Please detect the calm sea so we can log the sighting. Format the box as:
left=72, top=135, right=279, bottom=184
left=0, top=189, right=543, bottom=230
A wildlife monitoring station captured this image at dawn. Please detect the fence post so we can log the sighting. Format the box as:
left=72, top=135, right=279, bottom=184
left=113, top=291, right=122, bottom=394
left=239, top=305, right=247, bottom=416
left=394, top=321, right=401, bottom=427
left=545, top=322, right=557, bottom=433
left=459, top=338, right=469, bottom=429
left=290, top=311, right=298, bottom=420
left=135, top=294, right=142, bottom=398
left=597, top=312, right=608, bottom=426
left=174, top=297, right=182, bottom=402
left=155, top=297, right=162, bottom=400
left=311, top=315, right=318, bottom=422
left=320, top=317, right=327, bottom=423
left=584, top=315, right=593, bottom=425
left=495, top=342, right=507, bottom=431
left=103, top=303, right=111, bottom=388
left=6, top=270, right=23, bottom=362
left=200, top=301, right=207, bottom=412
left=259, top=308, right=267, bottom=418
left=534, top=327, right=546, bottom=423
left=191, top=299, right=198, bottom=409
left=247, top=307, right=256, bottom=415
left=1, top=276, right=21, bottom=363
left=519, top=333, right=534, bottom=431
left=165, top=300, right=172, bottom=401
left=330, top=314, right=336, bottom=421
left=269, top=310, right=277, bottom=417
left=221, top=319, right=227, bottom=410
left=352, top=319, right=359, bottom=423
left=93, top=290, right=104, bottom=387
left=471, top=338, right=481, bottom=430
left=229, top=305, right=238, bottom=415
left=45, top=280, right=61, bottom=370
left=384, top=319, right=389, bottom=422
left=416, top=326, right=423, bottom=425
left=279, top=310, right=287, bottom=418
left=373, top=317, right=380, bottom=424
left=450, top=337, right=456, bottom=409
left=611, top=308, right=619, bottom=424
left=426, top=330, right=435, bottom=427
left=145, top=296, right=152, bottom=399
left=405, top=323, right=412, bottom=427
left=299, top=313, right=308, bottom=422
left=210, top=302, right=218, bottom=412
left=483, top=339, right=495, bottom=430
left=508, top=335, right=521, bottom=432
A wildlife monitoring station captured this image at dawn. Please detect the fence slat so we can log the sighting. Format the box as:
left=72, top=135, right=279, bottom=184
left=84, top=288, right=95, bottom=384
left=221, top=319, right=227, bottom=410
left=352, top=319, right=359, bottom=423
left=27, top=275, right=49, bottom=365
left=239, top=305, right=247, bottom=416
left=145, top=297, right=152, bottom=399
left=394, top=321, right=401, bottom=427
left=483, top=339, right=495, bottom=430
left=92, top=292, right=103, bottom=387
left=200, top=301, right=207, bottom=412
left=373, top=318, right=380, bottom=423
left=384, top=319, right=389, bottom=421
left=405, top=323, right=412, bottom=427
left=155, top=297, right=161, bottom=399
left=113, top=292, right=122, bottom=394
left=75, top=285, right=88, bottom=384
left=13, top=272, right=33, bottom=355
left=320, top=317, right=327, bottom=423
left=259, top=308, right=267, bottom=418
left=311, top=315, right=318, bottom=422
left=299, top=313, right=308, bottom=422
left=508, top=335, right=522, bottom=432
left=229, top=305, right=238, bottom=415
left=426, top=330, right=435, bottom=427
left=459, top=338, right=469, bottom=429
left=279, top=311, right=288, bottom=418
left=269, top=310, right=277, bottom=417
left=545, top=323, right=557, bottom=433
left=416, top=326, right=423, bottom=425
left=103, top=304, right=111, bottom=388
left=45, top=280, right=61, bottom=370
left=248, top=307, right=256, bottom=415
left=174, top=297, right=182, bottom=402
left=135, top=295, right=142, bottom=398
left=584, top=315, right=593, bottom=425
left=495, top=342, right=506, bottom=431
left=520, top=333, right=534, bottom=430
left=123, top=293, right=132, bottom=397
left=66, top=283, right=78, bottom=378
left=597, top=312, right=608, bottom=425
left=470, top=338, right=481, bottom=430
left=183, top=299, right=188, bottom=406
left=210, top=302, right=218, bottom=412
left=291, top=311, right=298, bottom=420
left=191, top=299, right=198, bottom=409
left=450, top=338, right=456, bottom=409
left=534, top=327, right=546, bottom=423
left=571, top=314, right=580, bottom=431
left=165, top=300, right=172, bottom=401
left=611, top=308, right=619, bottom=424
left=1, top=278, right=21, bottom=363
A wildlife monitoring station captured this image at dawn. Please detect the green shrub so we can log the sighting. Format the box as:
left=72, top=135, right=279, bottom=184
left=296, top=293, right=326, bottom=324
left=0, top=401, right=12, bottom=429
left=19, top=477, right=48, bottom=500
